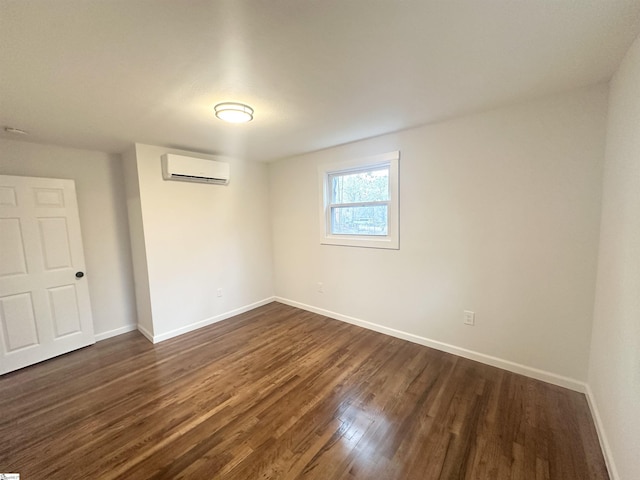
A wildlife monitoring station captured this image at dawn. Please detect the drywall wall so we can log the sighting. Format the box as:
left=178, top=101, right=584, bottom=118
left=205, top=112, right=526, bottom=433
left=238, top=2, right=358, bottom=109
left=588, top=33, right=640, bottom=480
left=0, top=138, right=137, bottom=339
left=270, top=85, right=607, bottom=384
left=121, top=146, right=154, bottom=337
left=124, top=144, right=274, bottom=341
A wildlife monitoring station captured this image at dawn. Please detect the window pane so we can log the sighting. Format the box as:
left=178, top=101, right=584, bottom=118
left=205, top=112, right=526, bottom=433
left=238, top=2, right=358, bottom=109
left=331, top=167, right=389, bottom=204
left=331, top=205, right=388, bottom=235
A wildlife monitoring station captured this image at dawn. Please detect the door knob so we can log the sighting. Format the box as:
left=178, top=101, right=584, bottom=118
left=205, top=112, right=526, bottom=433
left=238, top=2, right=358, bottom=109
left=75, top=271, right=84, bottom=278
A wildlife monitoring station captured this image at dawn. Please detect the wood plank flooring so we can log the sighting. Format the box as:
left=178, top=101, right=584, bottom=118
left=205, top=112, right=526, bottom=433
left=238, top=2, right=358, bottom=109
left=0, top=302, right=608, bottom=479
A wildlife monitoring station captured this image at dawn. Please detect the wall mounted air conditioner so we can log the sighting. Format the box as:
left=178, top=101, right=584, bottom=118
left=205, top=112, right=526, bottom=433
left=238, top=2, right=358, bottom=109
left=161, top=153, right=230, bottom=185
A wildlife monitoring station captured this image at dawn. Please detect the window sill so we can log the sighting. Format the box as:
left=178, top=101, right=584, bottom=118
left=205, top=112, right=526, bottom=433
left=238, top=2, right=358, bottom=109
left=321, top=235, right=399, bottom=250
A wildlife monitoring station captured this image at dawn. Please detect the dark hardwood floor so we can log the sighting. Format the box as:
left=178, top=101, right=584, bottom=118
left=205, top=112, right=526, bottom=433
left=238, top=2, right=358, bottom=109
left=0, top=302, right=608, bottom=479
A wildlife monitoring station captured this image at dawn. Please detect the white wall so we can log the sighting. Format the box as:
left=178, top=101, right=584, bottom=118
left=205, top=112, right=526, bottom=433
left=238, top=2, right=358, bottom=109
left=0, top=138, right=137, bottom=338
left=588, top=34, right=640, bottom=480
left=121, top=146, right=154, bottom=336
left=124, top=144, right=274, bottom=341
left=270, top=85, right=607, bottom=385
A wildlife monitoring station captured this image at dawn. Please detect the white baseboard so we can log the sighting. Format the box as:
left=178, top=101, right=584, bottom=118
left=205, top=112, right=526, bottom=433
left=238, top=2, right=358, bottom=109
left=137, top=324, right=154, bottom=343
left=274, top=297, right=586, bottom=393
left=585, top=384, right=619, bottom=480
left=95, top=324, right=138, bottom=341
left=148, top=297, right=276, bottom=344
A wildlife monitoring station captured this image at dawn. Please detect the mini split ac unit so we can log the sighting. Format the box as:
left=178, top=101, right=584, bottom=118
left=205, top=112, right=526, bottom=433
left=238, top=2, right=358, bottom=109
left=161, top=153, right=230, bottom=185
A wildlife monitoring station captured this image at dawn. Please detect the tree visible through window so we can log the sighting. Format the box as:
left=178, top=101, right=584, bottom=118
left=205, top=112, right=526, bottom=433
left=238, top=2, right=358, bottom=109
left=329, top=166, right=389, bottom=235
left=319, top=151, right=399, bottom=249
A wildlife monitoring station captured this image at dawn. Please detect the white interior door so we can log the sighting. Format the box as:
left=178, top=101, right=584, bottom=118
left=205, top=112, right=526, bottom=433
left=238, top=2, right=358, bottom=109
left=0, top=175, right=95, bottom=375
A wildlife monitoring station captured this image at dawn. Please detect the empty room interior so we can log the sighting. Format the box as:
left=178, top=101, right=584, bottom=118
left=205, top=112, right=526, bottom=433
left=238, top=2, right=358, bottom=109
left=1, top=1, right=639, bottom=479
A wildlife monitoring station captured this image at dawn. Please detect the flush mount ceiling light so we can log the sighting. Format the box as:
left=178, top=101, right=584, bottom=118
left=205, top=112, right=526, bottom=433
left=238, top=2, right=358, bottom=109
left=214, top=102, right=254, bottom=123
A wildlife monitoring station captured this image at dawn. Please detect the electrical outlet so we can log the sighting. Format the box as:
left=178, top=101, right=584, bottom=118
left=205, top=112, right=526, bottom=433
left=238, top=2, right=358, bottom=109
left=463, top=310, right=475, bottom=326
left=216, top=288, right=223, bottom=297
left=317, top=282, right=324, bottom=293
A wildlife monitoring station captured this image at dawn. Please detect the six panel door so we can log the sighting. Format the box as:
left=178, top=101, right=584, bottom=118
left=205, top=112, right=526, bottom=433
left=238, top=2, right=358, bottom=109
left=0, top=175, right=95, bottom=375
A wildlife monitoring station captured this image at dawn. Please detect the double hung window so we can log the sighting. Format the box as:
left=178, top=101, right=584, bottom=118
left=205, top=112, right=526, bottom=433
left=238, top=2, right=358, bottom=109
left=319, top=151, right=399, bottom=249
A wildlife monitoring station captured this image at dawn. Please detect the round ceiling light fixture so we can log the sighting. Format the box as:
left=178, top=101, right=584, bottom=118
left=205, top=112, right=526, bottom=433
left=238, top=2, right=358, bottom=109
left=214, top=102, right=254, bottom=123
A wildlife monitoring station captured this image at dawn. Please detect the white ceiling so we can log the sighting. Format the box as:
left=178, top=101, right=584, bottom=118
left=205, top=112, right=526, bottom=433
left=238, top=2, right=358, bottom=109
left=1, top=0, right=640, bottom=162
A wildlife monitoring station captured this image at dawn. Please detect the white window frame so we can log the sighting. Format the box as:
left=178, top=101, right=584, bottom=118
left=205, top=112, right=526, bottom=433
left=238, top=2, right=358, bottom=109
left=318, top=150, right=399, bottom=249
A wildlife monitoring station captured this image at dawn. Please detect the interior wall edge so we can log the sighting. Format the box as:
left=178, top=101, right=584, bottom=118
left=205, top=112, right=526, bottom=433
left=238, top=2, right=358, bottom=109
left=273, top=296, right=587, bottom=393
left=585, top=384, right=620, bottom=480
left=137, top=324, right=154, bottom=343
